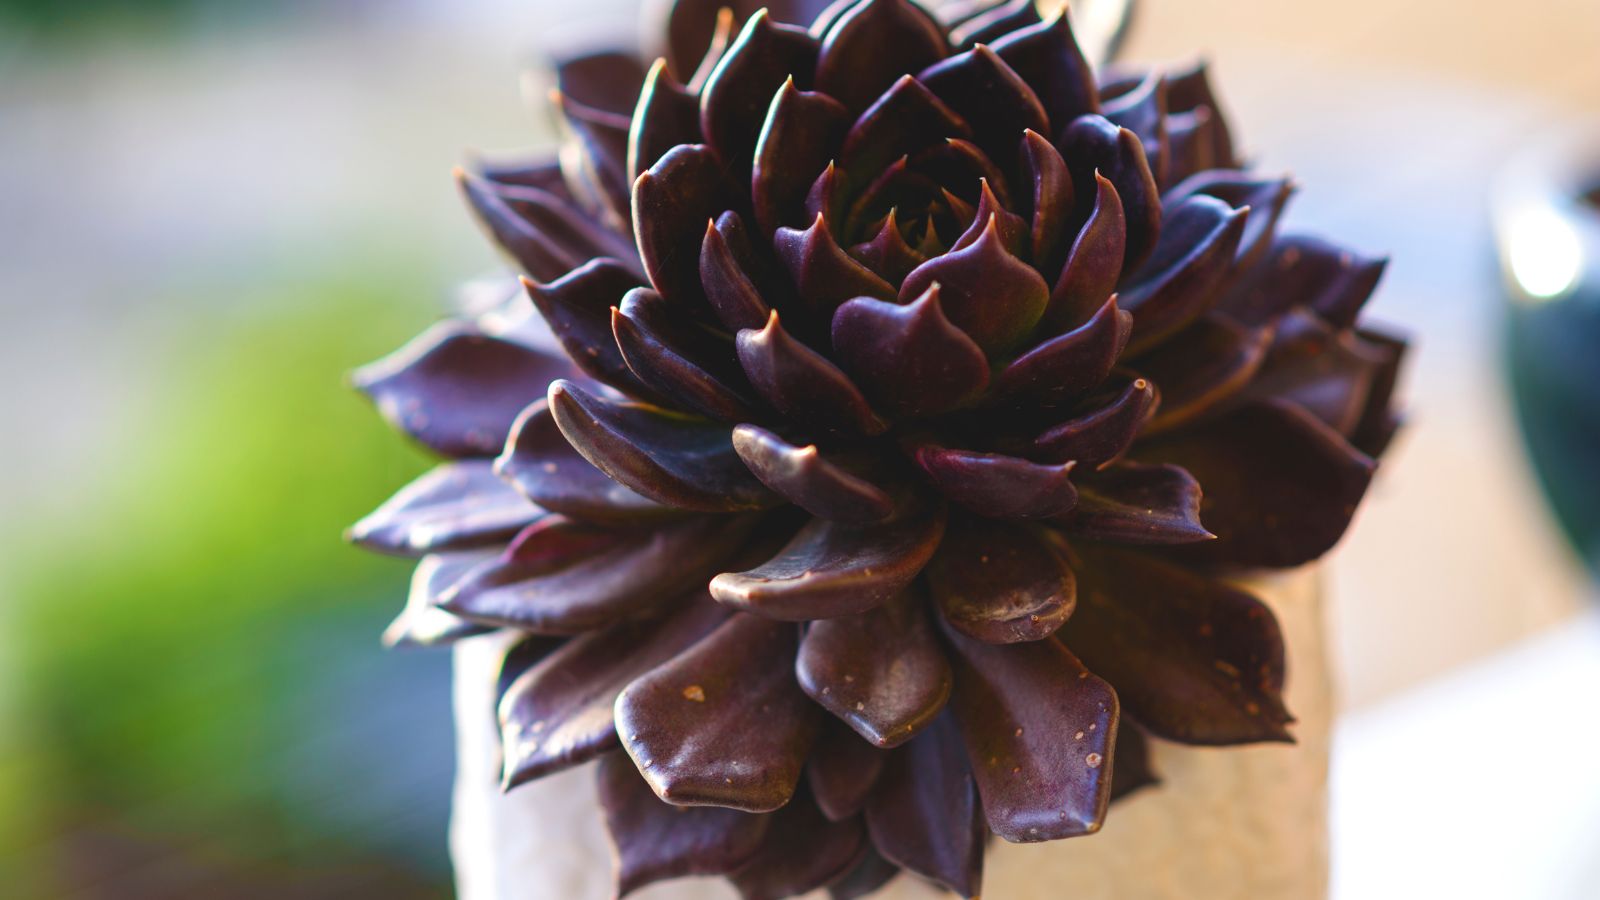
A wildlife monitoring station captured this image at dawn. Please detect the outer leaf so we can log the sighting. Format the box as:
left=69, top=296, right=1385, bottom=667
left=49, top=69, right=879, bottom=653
left=1030, top=375, right=1158, bottom=467
left=1065, top=461, right=1212, bottom=544
left=352, top=321, right=570, bottom=458
left=711, top=501, right=947, bottom=620
left=348, top=460, right=541, bottom=556
left=807, top=718, right=887, bottom=821
left=865, top=712, right=985, bottom=898
left=910, top=443, right=1078, bottom=520
left=547, top=379, right=780, bottom=512
left=381, top=551, right=496, bottom=648
left=701, top=11, right=821, bottom=177
left=753, top=78, right=851, bottom=234
left=519, top=261, right=654, bottom=401
left=1062, top=543, right=1293, bottom=744
left=942, top=619, right=1118, bottom=842
left=795, top=589, right=952, bottom=747
left=990, top=11, right=1099, bottom=131
left=498, top=594, right=730, bottom=786
left=495, top=400, right=676, bottom=525
left=1119, top=195, right=1248, bottom=357
left=616, top=612, right=822, bottom=811
left=926, top=517, right=1076, bottom=643
left=596, top=751, right=770, bottom=897
left=732, top=425, right=895, bottom=523
left=441, top=514, right=749, bottom=632
left=815, top=0, right=948, bottom=113
left=1138, top=399, right=1376, bottom=568
left=993, top=294, right=1131, bottom=408
left=634, top=144, right=735, bottom=308
left=727, top=789, right=867, bottom=899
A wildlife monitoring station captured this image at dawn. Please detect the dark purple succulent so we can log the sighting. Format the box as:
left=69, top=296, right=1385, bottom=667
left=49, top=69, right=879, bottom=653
left=350, top=0, right=1407, bottom=896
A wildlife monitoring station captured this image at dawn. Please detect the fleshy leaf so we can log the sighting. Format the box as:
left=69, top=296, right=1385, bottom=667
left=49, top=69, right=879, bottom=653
left=992, top=294, right=1131, bottom=408
left=807, top=718, right=887, bottom=821
left=700, top=210, right=776, bottom=331
left=1044, top=171, right=1125, bottom=330
left=353, top=321, right=571, bottom=458
left=753, top=78, right=852, bottom=234
left=1164, top=60, right=1235, bottom=169
left=556, top=50, right=648, bottom=117
left=701, top=11, right=821, bottom=177
left=1350, top=325, right=1409, bottom=457
left=1031, top=375, right=1158, bottom=467
left=836, top=76, right=971, bottom=191
left=612, top=294, right=760, bottom=422
left=990, top=11, right=1099, bottom=131
left=1063, top=543, right=1293, bottom=744
left=927, top=517, right=1076, bottom=642
left=348, top=460, right=541, bottom=555
left=1100, top=72, right=1169, bottom=187
left=949, top=179, right=1029, bottom=257
left=548, top=379, right=780, bottom=512
left=1020, top=129, right=1075, bottom=278
left=716, top=493, right=947, bottom=621
left=949, top=0, right=1041, bottom=48
left=1059, top=114, right=1161, bottom=275
left=596, top=751, right=770, bottom=897
left=732, top=425, right=895, bottom=523
left=628, top=60, right=704, bottom=184
left=519, top=261, right=655, bottom=401
left=774, top=214, right=898, bottom=318
left=1108, top=723, right=1159, bottom=801
left=1065, top=461, right=1212, bottom=544
left=711, top=499, right=946, bottom=619
left=941, top=618, right=1118, bottom=842
left=499, top=594, right=730, bottom=786
left=495, top=401, right=677, bottom=525
left=911, top=443, right=1077, bottom=519
left=458, top=170, right=633, bottom=281
left=899, top=216, right=1049, bottom=353
left=382, top=551, right=496, bottom=648
left=795, top=588, right=952, bottom=747
left=442, top=514, right=748, bottom=632
left=634, top=144, right=736, bottom=308
left=865, top=712, right=984, bottom=898
left=918, top=44, right=1048, bottom=171
left=1218, top=233, right=1388, bottom=329
left=1165, top=170, right=1295, bottom=270
left=1140, top=313, right=1273, bottom=434
left=737, top=311, right=888, bottom=435
left=848, top=209, right=929, bottom=284
left=831, top=285, right=990, bottom=418
left=555, top=91, right=634, bottom=225
left=727, top=789, right=867, bottom=899
left=616, top=612, right=821, bottom=811
left=815, top=0, right=949, bottom=113
left=828, top=847, right=901, bottom=900
left=1235, top=308, right=1385, bottom=436
left=1120, top=194, right=1249, bottom=356
left=1138, top=399, right=1375, bottom=568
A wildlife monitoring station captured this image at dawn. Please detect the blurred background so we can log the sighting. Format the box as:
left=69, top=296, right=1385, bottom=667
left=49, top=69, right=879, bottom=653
left=1, top=0, right=1596, bottom=897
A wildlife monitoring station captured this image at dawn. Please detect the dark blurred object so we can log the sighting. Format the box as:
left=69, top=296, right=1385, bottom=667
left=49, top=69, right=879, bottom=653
left=1495, top=127, right=1600, bottom=574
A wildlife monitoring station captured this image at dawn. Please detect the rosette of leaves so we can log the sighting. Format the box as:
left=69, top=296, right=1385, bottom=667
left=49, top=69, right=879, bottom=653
left=350, top=0, right=1407, bottom=896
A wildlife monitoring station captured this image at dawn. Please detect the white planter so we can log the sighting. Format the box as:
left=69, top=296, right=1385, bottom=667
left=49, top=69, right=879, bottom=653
left=450, top=567, right=1331, bottom=900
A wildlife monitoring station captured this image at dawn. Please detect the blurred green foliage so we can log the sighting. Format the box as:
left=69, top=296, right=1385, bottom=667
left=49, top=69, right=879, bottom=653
left=0, top=262, right=457, bottom=892
left=0, top=0, right=266, bottom=34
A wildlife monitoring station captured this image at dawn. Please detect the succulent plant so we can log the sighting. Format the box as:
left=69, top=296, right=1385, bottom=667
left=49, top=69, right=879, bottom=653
left=350, top=0, right=1407, bottom=896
